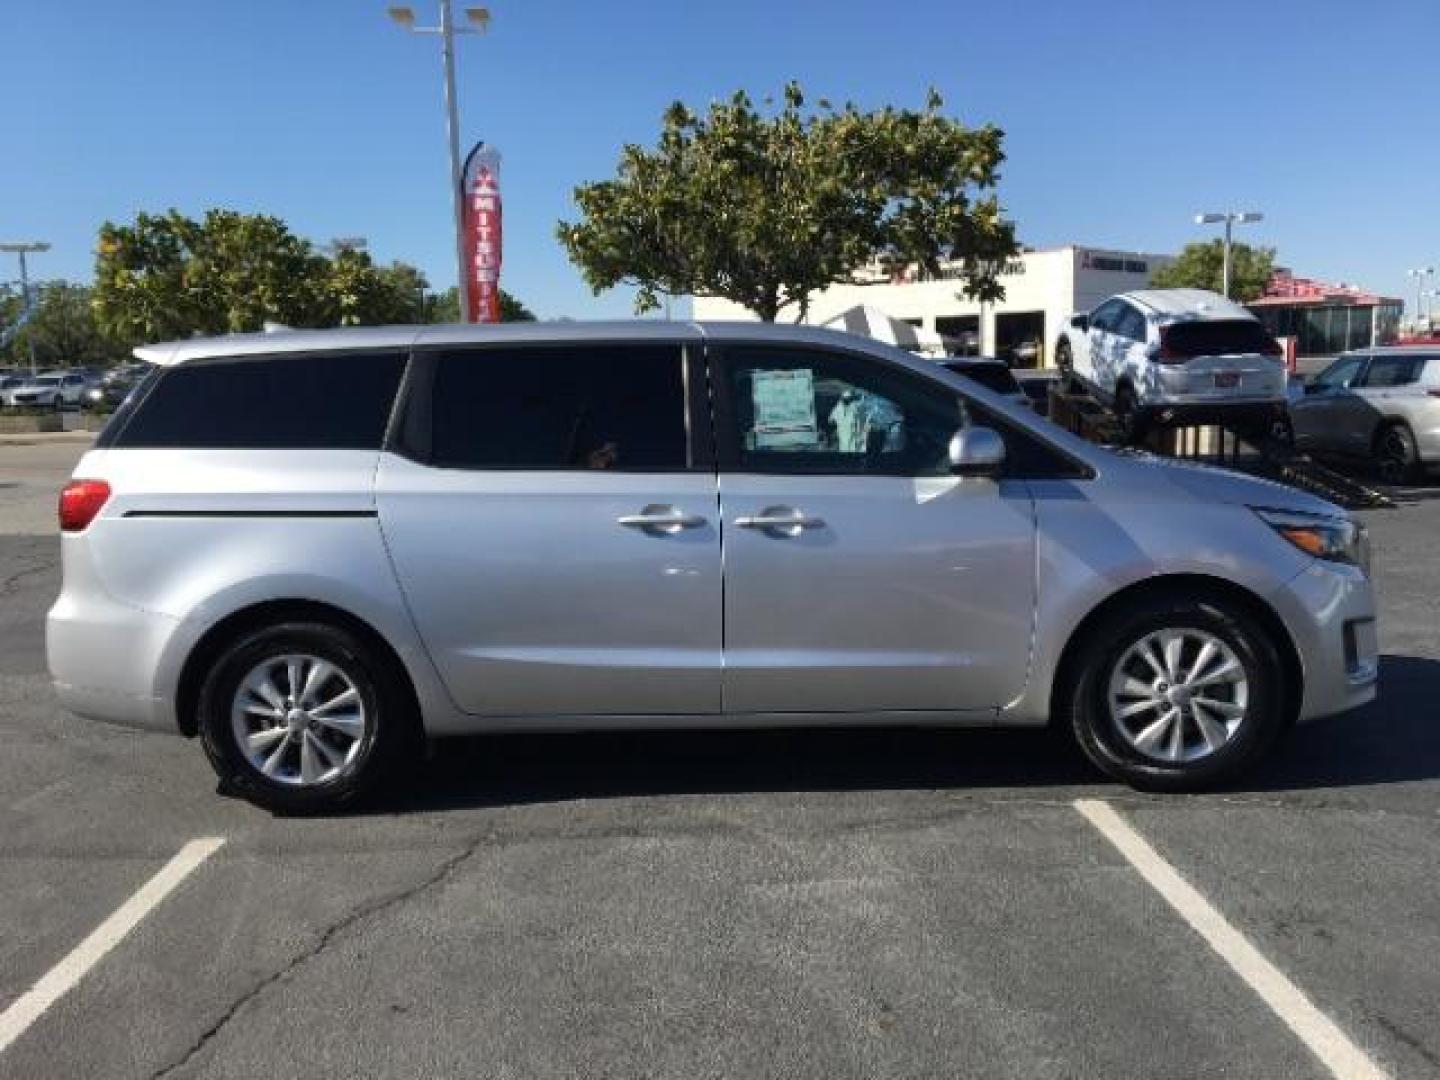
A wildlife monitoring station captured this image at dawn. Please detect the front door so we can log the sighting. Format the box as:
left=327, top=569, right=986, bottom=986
left=1291, top=354, right=1370, bottom=456
left=711, top=345, right=1037, bottom=715
left=377, top=340, right=722, bottom=717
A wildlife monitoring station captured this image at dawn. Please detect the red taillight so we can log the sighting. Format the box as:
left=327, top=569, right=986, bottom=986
left=59, top=479, right=111, bottom=533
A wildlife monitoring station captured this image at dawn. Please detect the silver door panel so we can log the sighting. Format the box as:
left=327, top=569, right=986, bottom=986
left=376, top=454, right=722, bottom=716
left=720, top=473, right=1036, bottom=714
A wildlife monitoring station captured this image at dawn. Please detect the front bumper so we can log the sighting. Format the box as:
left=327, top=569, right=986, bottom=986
left=1270, top=559, right=1378, bottom=722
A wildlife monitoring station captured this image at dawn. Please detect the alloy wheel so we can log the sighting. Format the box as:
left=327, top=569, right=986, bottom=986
left=1106, top=629, right=1249, bottom=763
left=230, top=653, right=370, bottom=786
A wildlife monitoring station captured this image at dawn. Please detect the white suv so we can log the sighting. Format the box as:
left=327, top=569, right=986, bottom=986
left=1054, top=289, right=1288, bottom=443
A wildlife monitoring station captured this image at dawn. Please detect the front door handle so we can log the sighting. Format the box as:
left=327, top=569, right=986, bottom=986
left=735, top=507, right=826, bottom=537
left=617, top=505, right=706, bottom=535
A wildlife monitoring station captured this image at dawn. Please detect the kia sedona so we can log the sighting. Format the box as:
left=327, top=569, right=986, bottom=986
left=48, top=322, right=1377, bottom=812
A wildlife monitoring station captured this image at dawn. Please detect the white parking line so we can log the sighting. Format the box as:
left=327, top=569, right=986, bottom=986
left=1075, top=799, right=1385, bottom=1080
left=0, top=837, right=224, bottom=1053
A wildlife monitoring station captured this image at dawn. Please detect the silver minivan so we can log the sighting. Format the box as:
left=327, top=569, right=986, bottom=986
left=48, top=323, right=1377, bottom=812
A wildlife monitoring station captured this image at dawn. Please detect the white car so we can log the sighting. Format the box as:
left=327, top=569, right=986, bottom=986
left=2, top=370, right=90, bottom=410
left=1054, top=289, right=1288, bottom=443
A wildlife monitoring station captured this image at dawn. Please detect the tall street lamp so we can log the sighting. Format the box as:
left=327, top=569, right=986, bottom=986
left=324, top=236, right=369, bottom=257
left=1193, top=211, right=1263, bottom=299
left=388, top=3, right=491, bottom=323
left=1406, top=267, right=1434, bottom=327
left=0, top=241, right=51, bottom=373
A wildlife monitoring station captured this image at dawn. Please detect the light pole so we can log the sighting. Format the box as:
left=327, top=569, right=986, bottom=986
left=323, top=236, right=369, bottom=257
left=0, top=241, right=50, bottom=373
left=388, top=3, right=491, bottom=323
left=1406, top=268, right=1434, bottom=328
left=1193, top=211, right=1263, bottom=299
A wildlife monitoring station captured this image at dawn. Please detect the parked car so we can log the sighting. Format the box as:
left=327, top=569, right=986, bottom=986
left=941, top=358, right=1031, bottom=411
left=3, top=370, right=89, bottom=410
left=1010, top=338, right=1042, bottom=367
left=1054, top=289, right=1288, bottom=444
left=0, top=375, right=28, bottom=405
left=49, top=323, right=1376, bottom=812
left=83, top=364, right=150, bottom=410
left=1289, top=347, right=1440, bottom=482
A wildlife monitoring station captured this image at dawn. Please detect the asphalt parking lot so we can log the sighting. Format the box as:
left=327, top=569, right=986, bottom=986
left=2, top=438, right=1438, bottom=1079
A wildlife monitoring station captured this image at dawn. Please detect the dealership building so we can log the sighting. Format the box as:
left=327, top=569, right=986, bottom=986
left=691, top=244, right=1175, bottom=367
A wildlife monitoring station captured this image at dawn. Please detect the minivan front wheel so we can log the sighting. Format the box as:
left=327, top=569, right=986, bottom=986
left=198, top=621, right=411, bottom=813
left=1064, top=596, right=1286, bottom=791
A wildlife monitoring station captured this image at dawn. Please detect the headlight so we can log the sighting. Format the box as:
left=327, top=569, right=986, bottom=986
left=1255, top=508, right=1369, bottom=572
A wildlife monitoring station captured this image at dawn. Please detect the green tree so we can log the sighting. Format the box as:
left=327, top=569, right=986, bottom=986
left=1, top=281, right=126, bottom=368
left=558, top=83, right=1017, bottom=322
left=1150, top=240, right=1276, bottom=302
left=94, top=210, right=328, bottom=341
left=94, top=209, right=537, bottom=343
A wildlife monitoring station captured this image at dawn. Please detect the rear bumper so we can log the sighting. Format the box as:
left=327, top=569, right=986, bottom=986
left=1139, top=398, right=1287, bottom=429
left=47, top=584, right=188, bottom=735
left=1269, top=560, right=1378, bottom=722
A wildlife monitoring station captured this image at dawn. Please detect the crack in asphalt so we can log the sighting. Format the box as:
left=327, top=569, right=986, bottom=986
left=147, top=832, right=492, bottom=1080
left=0, top=557, right=55, bottom=598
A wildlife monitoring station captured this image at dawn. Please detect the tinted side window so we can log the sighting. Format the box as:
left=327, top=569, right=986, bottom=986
left=1314, top=356, right=1367, bottom=390
left=1115, top=305, right=1148, bottom=342
left=116, top=351, right=405, bottom=449
left=1090, top=301, right=1123, bottom=333
left=428, top=344, right=688, bottom=470
left=719, top=348, right=962, bottom=476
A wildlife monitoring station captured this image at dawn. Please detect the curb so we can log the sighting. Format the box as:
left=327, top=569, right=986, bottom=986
left=0, top=431, right=98, bottom=447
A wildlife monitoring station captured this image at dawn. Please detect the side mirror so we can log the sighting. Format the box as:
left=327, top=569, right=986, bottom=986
left=1070, top=314, right=1089, bottom=331
left=948, top=426, right=1007, bottom=478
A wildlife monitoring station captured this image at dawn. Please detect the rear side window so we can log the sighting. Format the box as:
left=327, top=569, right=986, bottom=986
left=1162, top=319, right=1278, bottom=357
left=1361, top=355, right=1428, bottom=388
left=114, top=351, right=405, bottom=449
left=427, top=345, right=688, bottom=470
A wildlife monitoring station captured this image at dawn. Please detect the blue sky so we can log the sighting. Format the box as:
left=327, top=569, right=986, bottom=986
left=4, top=0, right=1439, bottom=319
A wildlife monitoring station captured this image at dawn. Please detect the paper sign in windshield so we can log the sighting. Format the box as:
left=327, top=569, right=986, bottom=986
left=751, top=369, right=818, bottom=449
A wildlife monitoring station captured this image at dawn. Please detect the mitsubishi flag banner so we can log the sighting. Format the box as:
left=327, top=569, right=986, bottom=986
left=461, top=143, right=503, bottom=323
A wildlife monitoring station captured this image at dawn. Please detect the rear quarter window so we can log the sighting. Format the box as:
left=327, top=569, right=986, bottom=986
left=110, top=351, right=406, bottom=449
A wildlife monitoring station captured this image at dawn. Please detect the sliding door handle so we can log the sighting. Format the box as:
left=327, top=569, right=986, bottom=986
left=617, top=505, right=706, bottom=535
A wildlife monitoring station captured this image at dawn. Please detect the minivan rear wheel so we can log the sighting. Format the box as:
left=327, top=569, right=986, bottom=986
left=197, top=621, right=413, bottom=813
left=1063, top=596, right=1286, bottom=791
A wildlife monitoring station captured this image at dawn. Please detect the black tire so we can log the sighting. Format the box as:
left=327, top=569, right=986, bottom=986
left=1062, top=594, right=1287, bottom=792
left=1113, top=385, right=1149, bottom=446
left=1375, top=421, right=1420, bottom=485
left=197, top=621, right=417, bottom=814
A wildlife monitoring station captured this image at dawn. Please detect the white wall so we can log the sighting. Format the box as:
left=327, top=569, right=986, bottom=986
left=691, top=245, right=1174, bottom=363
